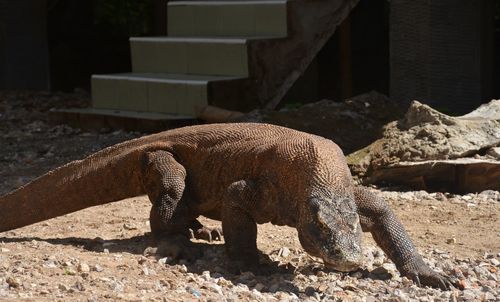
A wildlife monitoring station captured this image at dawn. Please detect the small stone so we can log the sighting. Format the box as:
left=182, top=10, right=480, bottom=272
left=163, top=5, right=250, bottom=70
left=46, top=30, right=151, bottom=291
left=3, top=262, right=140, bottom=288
left=43, top=260, right=57, bottom=268
left=78, top=263, right=90, bottom=273
left=64, top=268, right=77, bottom=276
left=157, top=257, right=171, bottom=265
left=250, top=289, right=264, bottom=301
left=6, top=277, right=20, bottom=288
left=137, top=256, right=148, bottom=264
left=254, top=283, right=266, bottom=291
left=207, top=283, right=223, bottom=295
left=201, top=270, right=211, bottom=281
left=304, top=286, right=316, bottom=297
left=268, top=283, right=280, bottom=292
left=238, top=271, right=255, bottom=281
left=178, top=264, right=188, bottom=273
left=279, top=247, right=291, bottom=258
left=92, top=264, right=103, bottom=272
left=446, top=238, right=457, bottom=244
left=0, top=248, right=10, bottom=253
left=58, top=283, right=70, bottom=292
left=462, top=289, right=477, bottom=300
left=457, top=279, right=467, bottom=290
left=317, top=284, right=329, bottom=292
left=484, top=292, right=496, bottom=300
left=372, top=263, right=396, bottom=275
left=486, top=147, right=500, bottom=160
left=316, top=270, right=327, bottom=277
left=489, top=258, right=499, bottom=266
left=123, top=223, right=137, bottom=230
left=73, top=281, right=85, bottom=291
left=216, top=277, right=232, bottom=287
left=186, top=286, right=201, bottom=298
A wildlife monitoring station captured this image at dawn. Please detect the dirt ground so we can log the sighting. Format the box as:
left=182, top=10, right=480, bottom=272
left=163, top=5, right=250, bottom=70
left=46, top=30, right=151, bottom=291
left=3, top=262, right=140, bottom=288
left=0, top=91, right=498, bottom=301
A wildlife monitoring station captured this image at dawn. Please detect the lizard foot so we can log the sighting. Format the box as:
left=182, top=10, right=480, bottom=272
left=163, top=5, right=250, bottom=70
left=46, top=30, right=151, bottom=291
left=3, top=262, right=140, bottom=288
left=402, top=258, right=458, bottom=290
left=189, top=226, right=223, bottom=243
left=150, top=234, right=203, bottom=262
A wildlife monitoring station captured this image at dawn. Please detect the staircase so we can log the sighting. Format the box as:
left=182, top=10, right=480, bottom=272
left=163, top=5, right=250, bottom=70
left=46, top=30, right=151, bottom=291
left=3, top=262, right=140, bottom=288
left=90, top=0, right=358, bottom=120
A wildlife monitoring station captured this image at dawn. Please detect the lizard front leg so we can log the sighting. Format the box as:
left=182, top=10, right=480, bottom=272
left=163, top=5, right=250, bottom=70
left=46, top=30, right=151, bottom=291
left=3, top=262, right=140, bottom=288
left=142, top=150, right=187, bottom=236
left=353, top=186, right=456, bottom=290
left=222, top=180, right=261, bottom=267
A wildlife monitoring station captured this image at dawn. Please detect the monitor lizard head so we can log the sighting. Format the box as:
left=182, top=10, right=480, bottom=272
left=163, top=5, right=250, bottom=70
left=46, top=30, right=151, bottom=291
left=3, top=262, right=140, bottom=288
left=297, top=194, right=363, bottom=272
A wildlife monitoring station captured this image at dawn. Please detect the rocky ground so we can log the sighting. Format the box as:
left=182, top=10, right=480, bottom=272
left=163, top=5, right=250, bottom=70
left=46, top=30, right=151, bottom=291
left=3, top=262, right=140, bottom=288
left=0, top=91, right=499, bottom=301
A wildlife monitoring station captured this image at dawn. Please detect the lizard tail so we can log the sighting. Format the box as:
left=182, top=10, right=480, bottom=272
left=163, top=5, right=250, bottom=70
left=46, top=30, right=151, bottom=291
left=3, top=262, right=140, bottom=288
left=0, top=137, right=162, bottom=233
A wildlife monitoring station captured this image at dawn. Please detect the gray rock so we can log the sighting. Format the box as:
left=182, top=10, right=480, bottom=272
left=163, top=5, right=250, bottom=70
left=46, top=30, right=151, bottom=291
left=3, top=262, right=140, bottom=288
left=348, top=99, right=500, bottom=192
left=279, top=247, right=291, bottom=258
left=486, top=147, right=500, bottom=160
left=461, top=289, right=478, bottom=301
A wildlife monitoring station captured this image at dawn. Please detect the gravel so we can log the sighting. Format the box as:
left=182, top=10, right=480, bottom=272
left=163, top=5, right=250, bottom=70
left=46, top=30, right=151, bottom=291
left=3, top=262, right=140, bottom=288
left=0, top=91, right=498, bottom=301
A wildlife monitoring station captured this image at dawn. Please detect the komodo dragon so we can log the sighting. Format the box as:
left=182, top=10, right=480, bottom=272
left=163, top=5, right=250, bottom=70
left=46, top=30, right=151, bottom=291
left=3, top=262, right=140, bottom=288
left=0, top=123, right=455, bottom=289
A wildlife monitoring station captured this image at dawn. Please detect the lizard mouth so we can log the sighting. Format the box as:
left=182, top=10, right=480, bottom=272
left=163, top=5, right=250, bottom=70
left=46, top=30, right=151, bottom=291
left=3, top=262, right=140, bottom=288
left=323, top=259, right=360, bottom=272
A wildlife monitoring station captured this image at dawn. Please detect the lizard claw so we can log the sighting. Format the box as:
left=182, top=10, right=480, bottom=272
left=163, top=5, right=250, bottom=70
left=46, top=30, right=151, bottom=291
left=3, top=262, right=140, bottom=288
left=189, top=226, right=223, bottom=242
left=404, top=263, right=457, bottom=290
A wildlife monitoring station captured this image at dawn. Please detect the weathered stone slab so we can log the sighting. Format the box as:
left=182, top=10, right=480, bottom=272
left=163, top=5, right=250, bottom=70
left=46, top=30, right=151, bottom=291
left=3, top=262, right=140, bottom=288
left=369, top=159, right=500, bottom=193
left=347, top=99, right=500, bottom=192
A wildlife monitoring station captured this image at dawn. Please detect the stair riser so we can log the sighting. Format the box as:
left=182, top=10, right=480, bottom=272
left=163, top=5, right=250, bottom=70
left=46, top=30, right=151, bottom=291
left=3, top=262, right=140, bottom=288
left=131, top=39, right=249, bottom=77
left=92, top=76, right=208, bottom=115
left=168, top=2, right=287, bottom=37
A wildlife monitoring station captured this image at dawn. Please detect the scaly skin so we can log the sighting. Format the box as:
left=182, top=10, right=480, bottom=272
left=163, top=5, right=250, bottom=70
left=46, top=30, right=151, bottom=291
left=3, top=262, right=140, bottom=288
left=0, top=123, right=455, bottom=289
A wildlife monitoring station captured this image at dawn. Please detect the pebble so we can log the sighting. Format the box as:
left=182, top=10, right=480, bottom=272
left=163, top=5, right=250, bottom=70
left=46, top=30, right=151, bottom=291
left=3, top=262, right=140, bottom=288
left=6, top=277, right=20, bottom=288
left=446, top=237, right=457, bottom=244
left=268, top=283, right=280, bottom=292
left=254, top=283, right=266, bottom=291
left=58, top=284, right=70, bottom=292
left=186, top=285, right=201, bottom=298
left=77, top=263, right=90, bottom=273
left=490, top=258, right=499, bottom=266
left=158, top=257, right=172, bottom=265
left=207, top=283, right=223, bottom=295
left=178, top=265, right=188, bottom=273
left=279, top=247, right=291, bottom=258
left=123, top=223, right=137, bottom=230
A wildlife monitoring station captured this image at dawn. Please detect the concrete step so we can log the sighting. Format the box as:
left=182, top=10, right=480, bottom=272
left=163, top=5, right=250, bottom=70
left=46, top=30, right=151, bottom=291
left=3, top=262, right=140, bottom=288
left=168, top=0, right=288, bottom=37
left=130, top=37, right=251, bottom=76
left=91, top=72, right=243, bottom=115
left=50, top=108, right=197, bottom=132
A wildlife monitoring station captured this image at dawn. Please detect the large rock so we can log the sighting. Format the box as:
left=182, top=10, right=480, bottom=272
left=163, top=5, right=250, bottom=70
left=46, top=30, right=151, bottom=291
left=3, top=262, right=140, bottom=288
left=347, top=100, right=500, bottom=192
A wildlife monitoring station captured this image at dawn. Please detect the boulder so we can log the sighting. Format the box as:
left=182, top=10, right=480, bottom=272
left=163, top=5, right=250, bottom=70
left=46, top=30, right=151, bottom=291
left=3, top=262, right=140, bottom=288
left=347, top=100, right=500, bottom=192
